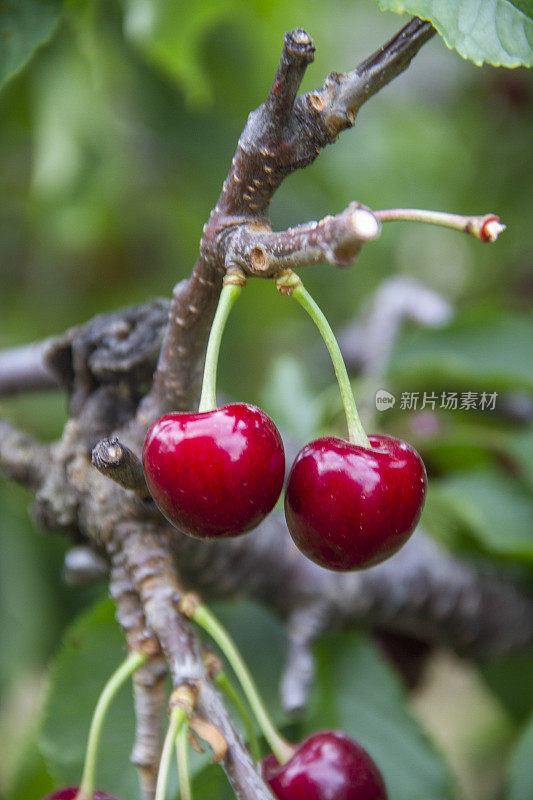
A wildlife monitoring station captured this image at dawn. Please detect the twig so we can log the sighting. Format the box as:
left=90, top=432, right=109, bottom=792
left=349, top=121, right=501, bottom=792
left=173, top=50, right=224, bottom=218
left=318, top=17, right=436, bottom=136
left=225, top=204, right=380, bottom=277
left=92, top=437, right=149, bottom=497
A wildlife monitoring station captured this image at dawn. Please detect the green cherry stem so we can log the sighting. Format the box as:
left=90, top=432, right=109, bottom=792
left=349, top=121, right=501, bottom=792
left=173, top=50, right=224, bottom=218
left=176, top=721, right=192, bottom=800
left=192, top=602, right=293, bottom=765
left=374, top=208, right=506, bottom=242
left=198, top=274, right=245, bottom=413
left=155, top=707, right=187, bottom=800
left=215, top=669, right=261, bottom=762
left=78, top=651, right=146, bottom=800
left=275, top=269, right=370, bottom=448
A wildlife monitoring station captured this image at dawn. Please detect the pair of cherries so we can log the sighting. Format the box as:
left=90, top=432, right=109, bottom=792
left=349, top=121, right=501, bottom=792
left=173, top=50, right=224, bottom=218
left=142, top=401, right=426, bottom=571
left=44, top=729, right=387, bottom=800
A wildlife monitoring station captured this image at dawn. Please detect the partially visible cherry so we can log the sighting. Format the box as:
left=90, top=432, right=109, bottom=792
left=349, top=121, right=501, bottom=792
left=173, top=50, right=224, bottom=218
left=285, top=434, right=426, bottom=571
left=263, top=731, right=388, bottom=800
left=143, top=403, right=285, bottom=538
left=42, top=789, right=120, bottom=800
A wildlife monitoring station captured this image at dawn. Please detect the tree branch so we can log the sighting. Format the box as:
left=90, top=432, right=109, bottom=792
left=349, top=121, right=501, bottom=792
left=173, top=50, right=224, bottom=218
left=0, top=341, right=59, bottom=396
left=112, top=524, right=276, bottom=800
left=136, top=19, right=435, bottom=420
left=225, top=203, right=381, bottom=277
left=318, top=17, right=436, bottom=136
left=92, top=437, right=149, bottom=497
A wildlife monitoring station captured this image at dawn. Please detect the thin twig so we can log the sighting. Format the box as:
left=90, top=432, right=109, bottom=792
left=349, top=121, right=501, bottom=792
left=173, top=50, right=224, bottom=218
left=92, top=437, right=149, bottom=496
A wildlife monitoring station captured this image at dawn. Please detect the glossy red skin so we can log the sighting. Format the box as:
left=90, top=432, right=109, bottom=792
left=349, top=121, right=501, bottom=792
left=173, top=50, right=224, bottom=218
left=263, top=731, right=388, bottom=800
left=143, top=403, right=285, bottom=538
left=42, top=789, right=120, bottom=800
left=285, top=435, right=426, bottom=571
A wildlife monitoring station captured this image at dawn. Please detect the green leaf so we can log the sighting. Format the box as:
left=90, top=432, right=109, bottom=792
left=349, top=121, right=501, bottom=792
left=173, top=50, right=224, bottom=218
left=427, top=467, right=533, bottom=560
left=378, top=0, right=533, bottom=67
left=505, top=427, right=533, bottom=492
left=38, top=599, right=141, bottom=800
left=7, top=737, right=54, bottom=800
left=390, top=309, right=533, bottom=391
left=508, top=1, right=533, bottom=20
left=302, top=630, right=455, bottom=800
left=509, top=713, right=533, bottom=800
left=191, top=763, right=236, bottom=799
left=122, top=0, right=237, bottom=106
left=0, top=0, right=62, bottom=90
left=482, top=652, right=533, bottom=721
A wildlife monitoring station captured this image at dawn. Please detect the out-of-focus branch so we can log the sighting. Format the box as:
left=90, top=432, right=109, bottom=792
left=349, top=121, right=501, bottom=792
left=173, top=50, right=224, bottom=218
left=0, top=341, right=59, bottom=397
left=338, top=276, right=453, bottom=377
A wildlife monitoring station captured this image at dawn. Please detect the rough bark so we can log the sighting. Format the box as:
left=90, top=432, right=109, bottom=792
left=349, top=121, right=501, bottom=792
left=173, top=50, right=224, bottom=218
left=4, top=17, right=530, bottom=800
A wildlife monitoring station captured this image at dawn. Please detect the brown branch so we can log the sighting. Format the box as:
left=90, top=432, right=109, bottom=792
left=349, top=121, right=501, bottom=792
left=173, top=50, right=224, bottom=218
left=138, top=19, right=434, bottom=421
left=112, top=524, right=276, bottom=800
left=137, top=260, right=223, bottom=422
left=92, top=437, right=149, bottom=497
left=318, top=17, right=436, bottom=136
left=265, top=28, right=315, bottom=124
left=225, top=203, right=381, bottom=277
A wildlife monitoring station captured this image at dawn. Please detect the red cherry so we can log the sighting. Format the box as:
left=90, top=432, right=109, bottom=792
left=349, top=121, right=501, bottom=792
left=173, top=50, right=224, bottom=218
left=42, top=789, right=120, bottom=800
left=263, top=731, right=388, bottom=800
left=284, top=434, right=426, bottom=571
left=143, top=403, right=285, bottom=538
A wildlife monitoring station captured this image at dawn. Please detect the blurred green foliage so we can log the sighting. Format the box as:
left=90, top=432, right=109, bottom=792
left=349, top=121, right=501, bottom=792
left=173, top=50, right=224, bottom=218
left=1, top=1, right=532, bottom=798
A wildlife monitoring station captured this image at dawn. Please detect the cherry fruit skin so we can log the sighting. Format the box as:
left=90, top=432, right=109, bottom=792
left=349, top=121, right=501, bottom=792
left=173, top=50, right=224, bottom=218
left=285, top=434, right=426, bottom=571
left=143, top=403, right=285, bottom=538
left=42, top=789, right=120, bottom=800
left=263, top=731, right=388, bottom=800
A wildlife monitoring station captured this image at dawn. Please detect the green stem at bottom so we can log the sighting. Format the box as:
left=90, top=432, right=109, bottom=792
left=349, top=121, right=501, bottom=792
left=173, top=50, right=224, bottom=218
left=193, top=604, right=293, bottom=765
left=176, top=721, right=192, bottom=800
left=78, top=651, right=146, bottom=800
left=155, top=707, right=187, bottom=800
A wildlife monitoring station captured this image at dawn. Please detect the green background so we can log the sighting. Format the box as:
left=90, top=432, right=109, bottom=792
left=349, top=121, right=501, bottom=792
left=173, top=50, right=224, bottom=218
left=0, top=1, right=532, bottom=798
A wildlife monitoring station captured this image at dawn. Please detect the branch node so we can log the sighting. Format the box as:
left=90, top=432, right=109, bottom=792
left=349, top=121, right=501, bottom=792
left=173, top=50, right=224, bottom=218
left=170, top=683, right=198, bottom=717
left=178, top=592, right=202, bottom=619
